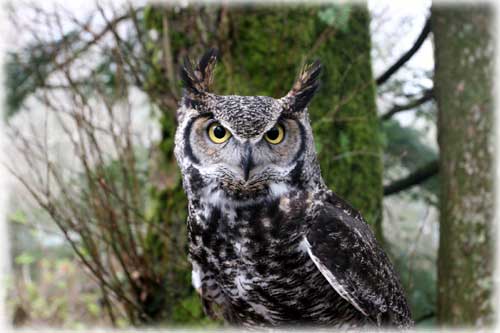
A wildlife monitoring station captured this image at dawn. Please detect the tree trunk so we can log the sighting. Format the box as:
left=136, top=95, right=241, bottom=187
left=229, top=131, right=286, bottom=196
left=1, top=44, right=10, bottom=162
left=432, top=4, right=494, bottom=326
left=145, top=3, right=383, bottom=323
left=219, top=5, right=383, bottom=240
left=313, top=8, right=383, bottom=241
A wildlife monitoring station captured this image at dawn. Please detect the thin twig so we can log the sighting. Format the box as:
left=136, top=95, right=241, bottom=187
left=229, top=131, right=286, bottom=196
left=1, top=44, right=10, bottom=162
left=380, top=89, right=434, bottom=120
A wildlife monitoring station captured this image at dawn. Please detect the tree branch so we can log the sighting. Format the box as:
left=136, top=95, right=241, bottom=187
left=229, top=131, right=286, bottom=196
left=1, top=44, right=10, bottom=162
left=380, top=89, right=434, bottom=120
left=53, top=12, right=133, bottom=72
left=415, top=311, right=435, bottom=323
left=384, top=159, right=438, bottom=196
left=376, top=18, right=431, bottom=86
left=162, top=13, right=178, bottom=98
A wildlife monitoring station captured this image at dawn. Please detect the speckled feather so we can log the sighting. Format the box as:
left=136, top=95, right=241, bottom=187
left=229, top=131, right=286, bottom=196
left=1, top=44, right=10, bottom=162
left=174, top=49, right=413, bottom=329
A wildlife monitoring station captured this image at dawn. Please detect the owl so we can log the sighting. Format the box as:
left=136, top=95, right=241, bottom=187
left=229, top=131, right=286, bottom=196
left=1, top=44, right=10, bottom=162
left=174, top=49, right=413, bottom=328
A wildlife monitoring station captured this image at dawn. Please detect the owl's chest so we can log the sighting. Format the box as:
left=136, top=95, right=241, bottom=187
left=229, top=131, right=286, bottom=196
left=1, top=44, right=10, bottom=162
left=187, top=193, right=341, bottom=324
left=188, top=195, right=307, bottom=269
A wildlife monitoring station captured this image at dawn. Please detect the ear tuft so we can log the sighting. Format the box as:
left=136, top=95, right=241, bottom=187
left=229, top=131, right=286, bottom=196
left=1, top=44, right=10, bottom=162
left=282, top=60, right=322, bottom=113
left=181, top=48, right=219, bottom=96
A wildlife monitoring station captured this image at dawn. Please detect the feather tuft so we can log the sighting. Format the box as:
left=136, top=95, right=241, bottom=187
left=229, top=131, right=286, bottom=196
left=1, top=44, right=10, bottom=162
left=181, top=48, right=219, bottom=96
left=282, top=60, right=322, bottom=113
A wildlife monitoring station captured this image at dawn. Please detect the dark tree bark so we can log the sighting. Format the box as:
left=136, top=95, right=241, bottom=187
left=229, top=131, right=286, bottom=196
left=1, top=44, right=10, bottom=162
left=432, top=4, right=495, bottom=326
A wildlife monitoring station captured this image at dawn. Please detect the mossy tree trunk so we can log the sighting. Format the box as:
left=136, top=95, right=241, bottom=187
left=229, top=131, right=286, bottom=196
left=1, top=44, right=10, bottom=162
left=217, top=5, right=383, bottom=239
left=144, top=3, right=382, bottom=324
left=432, top=4, right=495, bottom=326
left=312, top=9, right=383, bottom=241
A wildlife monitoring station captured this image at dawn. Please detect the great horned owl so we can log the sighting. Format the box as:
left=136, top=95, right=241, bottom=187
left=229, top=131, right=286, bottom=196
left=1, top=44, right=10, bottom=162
left=174, top=49, right=413, bottom=328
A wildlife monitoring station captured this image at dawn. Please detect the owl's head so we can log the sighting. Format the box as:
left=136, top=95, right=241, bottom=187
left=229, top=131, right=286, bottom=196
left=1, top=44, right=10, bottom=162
left=174, top=49, right=324, bottom=204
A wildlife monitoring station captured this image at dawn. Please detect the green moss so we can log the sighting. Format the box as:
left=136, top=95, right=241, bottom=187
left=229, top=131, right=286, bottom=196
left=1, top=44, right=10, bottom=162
left=313, top=8, right=383, bottom=239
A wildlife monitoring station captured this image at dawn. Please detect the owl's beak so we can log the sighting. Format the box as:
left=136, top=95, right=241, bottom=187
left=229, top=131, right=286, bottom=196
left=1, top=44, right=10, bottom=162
left=241, top=142, right=254, bottom=182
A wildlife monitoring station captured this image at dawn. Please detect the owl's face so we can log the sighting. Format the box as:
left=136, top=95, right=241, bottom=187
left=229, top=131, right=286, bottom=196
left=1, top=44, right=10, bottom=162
left=175, top=49, right=323, bottom=202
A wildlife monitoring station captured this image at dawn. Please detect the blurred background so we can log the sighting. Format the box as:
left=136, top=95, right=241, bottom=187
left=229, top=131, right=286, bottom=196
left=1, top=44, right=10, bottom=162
left=0, top=0, right=495, bottom=329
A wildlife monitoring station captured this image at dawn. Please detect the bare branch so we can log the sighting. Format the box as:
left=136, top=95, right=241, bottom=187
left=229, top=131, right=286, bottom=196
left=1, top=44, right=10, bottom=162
left=380, top=89, right=434, bottom=120
left=376, top=17, right=431, bottom=86
left=383, top=159, right=438, bottom=196
left=162, top=13, right=178, bottom=98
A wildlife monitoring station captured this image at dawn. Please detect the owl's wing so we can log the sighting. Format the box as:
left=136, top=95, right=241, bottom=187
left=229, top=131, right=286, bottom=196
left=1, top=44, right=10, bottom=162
left=303, top=195, right=413, bottom=327
left=191, top=264, right=223, bottom=320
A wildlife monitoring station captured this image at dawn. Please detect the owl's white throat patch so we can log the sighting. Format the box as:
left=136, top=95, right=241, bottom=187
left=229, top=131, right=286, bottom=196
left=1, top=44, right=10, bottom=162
left=200, top=182, right=291, bottom=209
left=269, top=182, right=289, bottom=197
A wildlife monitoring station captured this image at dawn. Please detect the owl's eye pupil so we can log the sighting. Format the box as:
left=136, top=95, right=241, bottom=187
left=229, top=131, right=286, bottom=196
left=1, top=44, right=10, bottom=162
left=213, top=125, right=226, bottom=139
left=266, top=127, right=280, bottom=141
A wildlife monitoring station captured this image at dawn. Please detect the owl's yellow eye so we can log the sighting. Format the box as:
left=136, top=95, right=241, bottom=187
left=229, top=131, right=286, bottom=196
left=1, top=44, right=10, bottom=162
left=208, top=122, right=231, bottom=144
left=264, top=124, right=285, bottom=144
